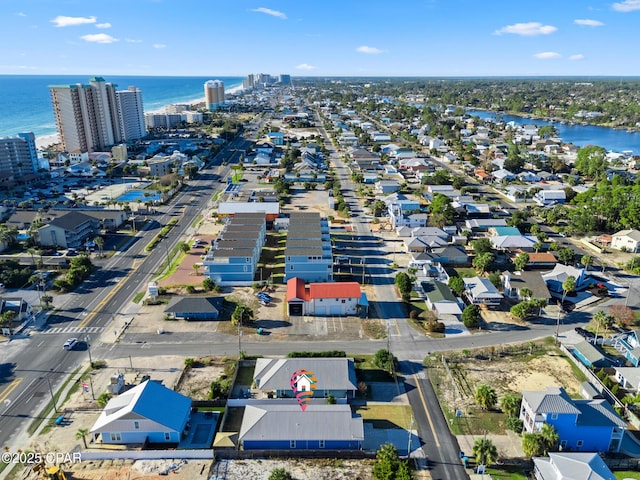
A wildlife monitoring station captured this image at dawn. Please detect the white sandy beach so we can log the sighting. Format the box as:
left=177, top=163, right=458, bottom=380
left=34, top=84, right=245, bottom=149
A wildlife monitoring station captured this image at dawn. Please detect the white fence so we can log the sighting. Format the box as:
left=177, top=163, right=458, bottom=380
left=80, top=449, right=214, bottom=461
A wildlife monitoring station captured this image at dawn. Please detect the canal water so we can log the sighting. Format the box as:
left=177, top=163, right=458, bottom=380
left=466, top=109, right=640, bottom=155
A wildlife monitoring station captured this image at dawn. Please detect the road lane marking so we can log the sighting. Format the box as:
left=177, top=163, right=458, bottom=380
left=412, top=371, right=441, bottom=448
left=0, top=378, right=24, bottom=404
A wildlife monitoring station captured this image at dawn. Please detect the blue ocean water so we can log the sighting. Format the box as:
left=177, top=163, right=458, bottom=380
left=0, top=75, right=244, bottom=138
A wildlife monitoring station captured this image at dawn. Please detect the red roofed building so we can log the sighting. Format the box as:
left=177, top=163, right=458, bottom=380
left=286, top=277, right=362, bottom=316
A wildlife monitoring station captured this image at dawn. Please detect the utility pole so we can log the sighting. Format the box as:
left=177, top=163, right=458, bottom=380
left=46, top=372, right=58, bottom=413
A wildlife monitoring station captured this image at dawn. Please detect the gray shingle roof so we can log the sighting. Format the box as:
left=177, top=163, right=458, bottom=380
left=164, top=297, right=221, bottom=315
left=239, top=403, right=364, bottom=442
left=254, top=358, right=358, bottom=392
left=48, top=211, right=95, bottom=231
left=522, top=387, right=581, bottom=415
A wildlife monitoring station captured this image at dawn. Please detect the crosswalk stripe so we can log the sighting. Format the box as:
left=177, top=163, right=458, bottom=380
left=35, top=326, right=104, bottom=335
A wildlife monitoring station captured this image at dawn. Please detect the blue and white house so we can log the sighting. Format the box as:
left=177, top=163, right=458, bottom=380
left=90, top=380, right=191, bottom=445
left=614, top=330, right=640, bottom=367
left=239, top=403, right=363, bottom=450
left=520, top=386, right=625, bottom=452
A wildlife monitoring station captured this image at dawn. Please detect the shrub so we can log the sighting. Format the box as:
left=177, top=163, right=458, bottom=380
left=268, top=468, right=292, bottom=480
left=462, top=304, right=481, bottom=328
left=506, top=416, right=524, bottom=433
left=185, top=285, right=196, bottom=294
left=426, top=321, right=445, bottom=333
left=373, top=349, right=396, bottom=372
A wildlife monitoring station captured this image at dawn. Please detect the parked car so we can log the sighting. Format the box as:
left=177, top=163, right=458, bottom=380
left=257, top=292, right=272, bottom=301
left=63, top=338, right=78, bottom=350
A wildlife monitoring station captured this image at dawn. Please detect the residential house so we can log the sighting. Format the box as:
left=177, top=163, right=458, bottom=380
left=614, top=330, right=640, bottom=367
left=284, top=213, right=332, bottom=283
left=203, top=213, right=266, bottom=286
left=490, top=235, right=537, bottom=252
left=426, top=246, right=469, bottom=266
left=489, top=226, right=522, bottom=237
left=90, top=380, right=191, bottom=445
left=571, top=341, right=610, bottom=368
left=267, top=132, right=284, bottom=145
left=286, top=277, right=362, bottom=316
left=239, top=404, right=364, bottom=450
left=501, top=271, right=551, bottom=302
left=404, top=235, right=448, bottom=253
left=163, top=297, right=222, bottom=320
left=464, top=219, right=508, bottom=232
left=535, top=189, right=566, bottom=206
left=521, top=252, right=558, bottom=270
left=614, top=367, right=640, bottom=394
left=492, top=169, right=516, bottom=182
left=611, top=229, right=640, bottom=253
left=533, top=452, right=615, bottom=480
left=421, top=281, right=463, bottom=318
left=253, top=357, right=358, bottom=398
left=375, top=180, right=400, bottom=194
left=542, top=264, right=588, bottom=294
left=38, top=211, right=99, bottom=248
left=520, top=386, right=625, bottom=452
left=463, top=277, right=503, bottom=307
left=518, top=171, right=542, bottom=183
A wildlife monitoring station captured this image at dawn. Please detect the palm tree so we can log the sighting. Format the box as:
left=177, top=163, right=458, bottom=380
left=193, top=263, right=201, bottom=276
left=501, top=393, right=522, bottom=418
left=76, top=428, right=89, bottom=449
left=520, top=287, right=533, bottom=301
left=474, top=384, right=498, bottom=410
left=540, top=423, right=559, bottom=455
left=93, top=236, right=104, bottom=258
left=593, top=310, right=614, bottom=345
left=472, top=437, right=498, bottom=467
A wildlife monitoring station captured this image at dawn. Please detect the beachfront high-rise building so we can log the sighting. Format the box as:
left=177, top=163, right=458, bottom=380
left=0, top=133, right=39, bottom=186
left=204, top=80, right=225, bottom=110
left=49, top=77, right=146, bottom=153
left=242, top=74, right=255, bottom=90
left=278, top=74, right=291, bottom=85
left=115, top=87, right=146, bottom=142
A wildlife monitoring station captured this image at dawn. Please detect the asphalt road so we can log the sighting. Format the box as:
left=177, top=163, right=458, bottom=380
left=0, top=136, right=245, bottom=448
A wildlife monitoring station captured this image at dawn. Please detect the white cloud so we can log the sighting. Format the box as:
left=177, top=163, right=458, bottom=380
left=295, top=63, right=317, bottom=70
left=613, top=0, right=640, bottom=12
left=153, top=43, right=166, bottom=49
left=574, top=19, right=604, bottom=26
left=356, top=45, right=385, bottom=54
left=569, top=54, right=585, bottom=60
left=252, top=7, right=287, bottom=19
left=51, top=15, right=97, bottom=27
left=125, top=38, right=142, bottom=43
left=494, top=22, right=557, bottom=36
left=534, top=51, right=562, bottom=59
left=96, top=22, right=111, bottom=29
left=17, top=12, right=26, bottom=17
left=80, top=33, right=118, bottom=44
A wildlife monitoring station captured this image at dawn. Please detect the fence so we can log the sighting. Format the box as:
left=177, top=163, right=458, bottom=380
left=80, top=449, right=214, bottom=461
left=214, top=449, right=374, bottom=460
left=560, top=343, right=640, bottom=428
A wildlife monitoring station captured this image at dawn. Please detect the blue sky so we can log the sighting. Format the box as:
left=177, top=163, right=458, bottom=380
left=2, top=0, right=640, bottom=76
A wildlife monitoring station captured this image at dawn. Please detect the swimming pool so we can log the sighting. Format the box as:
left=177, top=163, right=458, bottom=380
left=115, top=190, right=162, bottom=203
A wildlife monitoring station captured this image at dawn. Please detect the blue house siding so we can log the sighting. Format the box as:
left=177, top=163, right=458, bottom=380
left=242, top=439, right=361, bottom=450
left=545, top=417, right=615, bottom=452
left=101, top=430, right=180, bottom=444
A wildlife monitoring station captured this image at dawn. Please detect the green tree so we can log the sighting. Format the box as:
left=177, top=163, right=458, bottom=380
left=429, top=194, right=455, bottom=227
left=532, top=241, right=544, bottom=253
left=501, top=393, right=522, bottom=418
left=268, top=468, right=293, bottom=480
left=540, top=423, right=559, bottom=455
left=462, top=304, right=481, bottom=328
left=510, top=301, right=532, bottom=320
left=473, top=252, right=494, bottom=274
left=93, top=236, right=105, bottom=257
left=474, top=384, right=498, bottom=410
left=395, top=272, right=413, bottom=301
left=471, top=237, right=493, bottom=255
left=76, top=428, right=89, bottom=449
left=372, top=443, right=412, bottom=480
left=520, top=287, right=533, bottom=300
left=472, top=437, right=499, bottom=467
left=557, top=247, right=575, bottom=266
left=561, top=276, right=576, bottom=306
left=522, top=433, right=545, bottom=458
left=507, top=210, right=529, bottom=230
left=373, top=349, right=396, bottom=372
left=231, top=304, right=253, bottom=326
left=514, top=252, right=529, bottom=271
left=581, top=254, right=593, bottom=270
left=575, top=145, right=607, bottom=180
left=178, top=241, right=190, bottom=253
left=448, top=276, right=465, bottom=296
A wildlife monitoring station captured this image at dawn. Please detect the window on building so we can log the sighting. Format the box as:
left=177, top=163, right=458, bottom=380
left=246, top=257, right=250, bottom=262
left=551, top=413, right=558, bottom=420
left=110, top=433, right=122, bottom=442
left=290, top=265, right=294, bottom=270
left=341, top=299, right=346, bottom=303
left=165, top=432, right=171, bottom=441
left=134, top=421, right=139, bottom=430
left=560, top=440, right=567, bottom=449
left=243, top=266, right=248, bottom=272
left=319, top=440, right=325, bottom=448
left=290, top=440, right=296, bottom=448
left=576, top=440, right=583, bottom=447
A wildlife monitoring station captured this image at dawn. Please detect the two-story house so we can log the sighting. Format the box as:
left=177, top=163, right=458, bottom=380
left=463, top=277, right=503, bottom=307
left=283, top=213, right=332, bottom=283
left=38, top=211, right=99, bottom=248
left=520, top=386, right=625, bottom=453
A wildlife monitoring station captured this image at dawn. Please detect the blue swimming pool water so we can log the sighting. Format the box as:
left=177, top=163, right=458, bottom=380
left=116, top=190, right=162, bottom=202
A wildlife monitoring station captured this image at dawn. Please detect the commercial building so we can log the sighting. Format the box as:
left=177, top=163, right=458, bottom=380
left=204, top=80, right=225, bottom=110
left=49, top=77, right=146, bottom=153
left=0, top=133, right=39, bottom=186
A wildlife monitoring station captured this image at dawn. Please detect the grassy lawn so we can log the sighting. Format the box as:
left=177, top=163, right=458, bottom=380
left=354, top=404, right=413, bottom=430
left=485, top=465, right=528, bottom=479
left=455, top=267, right=478, bottom=278
left=361, top=319, right=387, bottom=339
left=235, top=365, right=255, bottom=385
left=352, top=354, right=394, bottom=382
left=616, top=472, right=640, bottom=480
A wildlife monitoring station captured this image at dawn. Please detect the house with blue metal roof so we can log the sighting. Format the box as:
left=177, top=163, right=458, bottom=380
left=90, top=380, right=191, bottom=445
left=520, top=386, right=625, bottom=453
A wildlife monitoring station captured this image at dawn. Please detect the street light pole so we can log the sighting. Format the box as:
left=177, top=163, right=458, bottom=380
left=46, top=373, right=58, bottom=413
left=85, top=335, right=92, bottom=365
